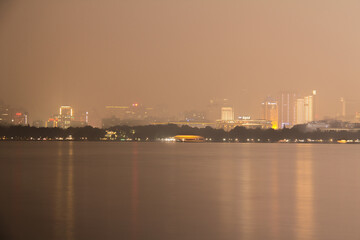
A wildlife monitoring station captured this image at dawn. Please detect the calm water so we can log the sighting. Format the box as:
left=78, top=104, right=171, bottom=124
left=1, top=142, right=360, bottom=240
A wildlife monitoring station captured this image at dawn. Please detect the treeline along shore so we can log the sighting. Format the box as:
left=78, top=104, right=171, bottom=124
left=0, top=124, right=360, bottom=143
left=1, top=124, right=360, bottom=143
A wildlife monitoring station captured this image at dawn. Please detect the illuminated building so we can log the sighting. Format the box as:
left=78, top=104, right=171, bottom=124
left=261, top=97, right=278, bottom=129
left=151, top=121, right=215, bottom=129
left=304, top=95, right=314, bottom=122
left=216, top=119, right=272, bottom=132
left=221, top=107, right=234, bottom=121
left=13, top=112, right=29, bottom=125
left=105, top=103, right=153, bottom=121
left=296, top=99, right=305, bottom=124
left=71, top=110, right=89, bottom=127
left=59, top=106, right=73, bottom=128
left=0, top=105, right=11, bottom=125
left=46, top=117, right=59, bottom=128
left=207, top=98, right=232, bottom=122
left=355, top=112, right=360, bottom=123
left=278, top=92, right=297, bottom=128
left=295, top=90, right=316, bottom=124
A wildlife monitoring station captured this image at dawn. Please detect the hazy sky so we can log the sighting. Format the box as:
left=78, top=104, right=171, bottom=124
left=1, top=0, right=360, bottom=121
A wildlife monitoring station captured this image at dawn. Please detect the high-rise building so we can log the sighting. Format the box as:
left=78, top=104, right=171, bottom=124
left=207, top=99, right=232, bottom=122
left=296, top=99, right=305, bottom=124
left=261, top=97, right=278, bottom=129
left=221, top=107, right=234, bottom=121
left=304, top=95, right=314, bottom=122
left=295, top=90, right=317, bottom=124
left=46, top=117, right=59, bottom=128
left=13, top=112, right=29, bottom=125
left=59, top=106, right=73, bottom=128
left=278, top=92, right=297, bottom=128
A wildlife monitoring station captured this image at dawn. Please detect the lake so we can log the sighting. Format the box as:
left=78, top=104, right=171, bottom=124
left=1, top=142, right=360, bottom=240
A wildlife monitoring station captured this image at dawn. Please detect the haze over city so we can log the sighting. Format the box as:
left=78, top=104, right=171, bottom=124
left=4, top=1, right=360, bottom=240
left=2, top=0, right=360, bottom=123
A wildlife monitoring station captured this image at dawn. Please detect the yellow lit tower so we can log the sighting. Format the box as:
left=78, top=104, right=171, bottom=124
left=59, top=106, right=73, bottom=128
left=261, top=97, right=278, bottom=129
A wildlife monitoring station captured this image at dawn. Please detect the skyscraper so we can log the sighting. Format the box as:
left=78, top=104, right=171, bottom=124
left=221, top=107, right=234, bottom=121
left=296, top=98, right=305, bottom=124
left=295, top=90, right=317, bottom=124
left=304, top=95, right=314, bottom=122
left=261, top=97, right=278, bottom=129
left=278, top=92, right=297, bottom=128
left=59, top=106, right=73, bottom=128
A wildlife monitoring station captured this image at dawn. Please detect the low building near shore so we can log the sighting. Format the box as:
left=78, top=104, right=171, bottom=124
left=216, top=119, right=272, bottom=132
left=173, top=135, right=205, bottom=142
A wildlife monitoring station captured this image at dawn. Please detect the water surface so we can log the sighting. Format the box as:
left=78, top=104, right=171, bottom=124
left=1, top=142, right=360, bottom=240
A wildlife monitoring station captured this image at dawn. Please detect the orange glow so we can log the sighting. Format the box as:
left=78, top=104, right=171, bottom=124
left=173, top=135, right=204, bottom=142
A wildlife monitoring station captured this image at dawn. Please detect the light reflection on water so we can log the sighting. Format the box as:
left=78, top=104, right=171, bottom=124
left=131, top=143, right=139, bottom=240
left=1, top=142, right=360, bottom=240
left=295, top=145, right=314, bottom=240
left=54, top=142, right=75, bottom=240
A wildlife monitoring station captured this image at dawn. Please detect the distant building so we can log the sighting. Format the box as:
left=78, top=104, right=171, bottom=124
left=221, top=107, right=234, bottom=121
left=296, top=99, right=305, bottom=124
left=216, top=119, right=272, bottom=132
left=304, top=95, right=314, bottom=122
left=278, top=92, right=297, bottom=128
left=261, top=97, right=278, bottom=129
left=105, top=103, right=153, bottom=121
left=59, top=106, right=73, bottom=128
left=13, top=112, right=29, bottom=125
left=295, top=90, right=316, bottom=124
left=302, top=120, right=360, bottom=132
left=46, top=117, right=59, bottom=128
left=207, top=98, right=232, bottom=122
left=356, top=112, right=360, bottom=123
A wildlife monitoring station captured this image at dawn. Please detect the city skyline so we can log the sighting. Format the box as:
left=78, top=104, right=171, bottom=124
left=2, top=1, right=360, bottom=122
left=2, top=88, right=360, bottom=130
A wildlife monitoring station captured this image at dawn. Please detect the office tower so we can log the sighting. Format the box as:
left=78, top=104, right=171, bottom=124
left=296, top=99, right=305, bottom=124
left=278, top=92, right=297, bottom=128
left=59, top=106, right=73, bottom=128
left=312, top=90, right=317, bottom=121
left=304, top=95, right=314, bottom=122
left=261, top=97, right=278, bottom=129
left=221, top=107, right=234, bottom=121
left=13, top=112, right=29, bottom=125
left=296, top=90, right=317, bottom=124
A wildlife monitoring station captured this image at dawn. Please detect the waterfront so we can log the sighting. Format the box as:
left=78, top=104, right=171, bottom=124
left=1, top=142, right=360, bottom=240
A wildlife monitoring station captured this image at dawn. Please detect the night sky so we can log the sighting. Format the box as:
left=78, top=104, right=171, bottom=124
left=1, top=0, right=360, bottom=121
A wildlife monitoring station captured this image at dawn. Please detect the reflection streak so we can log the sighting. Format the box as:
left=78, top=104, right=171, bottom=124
left=131, top=143, right=139, bottom=240
left=54, top=142, right=75, bottom=240
left=295, top=145, right=314, bottom=240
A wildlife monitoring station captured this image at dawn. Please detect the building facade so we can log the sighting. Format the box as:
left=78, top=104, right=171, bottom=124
left=278, top=92, right=297, bottom=128
left=261, top=97, right=278, bottom=129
